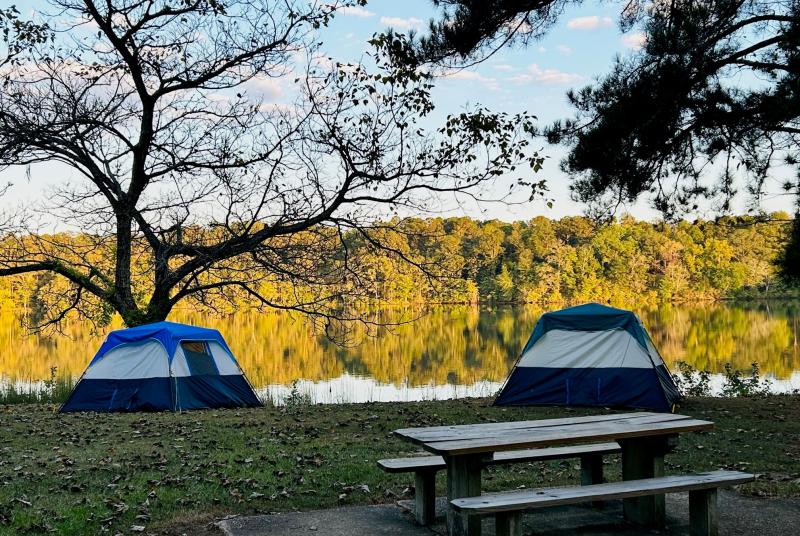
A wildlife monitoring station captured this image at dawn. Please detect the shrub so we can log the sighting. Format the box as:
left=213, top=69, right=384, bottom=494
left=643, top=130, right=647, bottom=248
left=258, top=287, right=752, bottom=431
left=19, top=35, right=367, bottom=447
left=672, top=361, right=712, bottom=397
left=283, top=380, right=313, bottom=409
left=721, top=362, right=773, bottom=398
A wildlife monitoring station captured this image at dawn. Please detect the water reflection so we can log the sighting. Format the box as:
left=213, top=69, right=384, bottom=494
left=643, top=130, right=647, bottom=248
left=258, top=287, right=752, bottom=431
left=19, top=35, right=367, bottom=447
left=2, top=302, right=800, bottom=402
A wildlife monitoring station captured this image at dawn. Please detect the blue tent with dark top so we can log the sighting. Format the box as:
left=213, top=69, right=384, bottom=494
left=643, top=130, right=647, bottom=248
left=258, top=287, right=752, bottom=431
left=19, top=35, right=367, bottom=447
left=60, top=321, right=261, bottom=412
left=494, top=303, right=680, bottom=412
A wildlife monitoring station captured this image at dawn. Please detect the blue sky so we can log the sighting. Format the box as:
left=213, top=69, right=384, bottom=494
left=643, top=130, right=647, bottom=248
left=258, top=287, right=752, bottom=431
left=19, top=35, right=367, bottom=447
left=321, top=1, right=796, bottom=220
left=318, top=1, right=648, bottom=220
left=2, top=0, right=794, bottom=223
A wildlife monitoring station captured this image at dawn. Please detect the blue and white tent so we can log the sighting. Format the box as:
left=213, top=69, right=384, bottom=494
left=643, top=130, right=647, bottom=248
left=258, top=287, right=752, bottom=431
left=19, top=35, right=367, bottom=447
left=60, top=321, right=262, bottom=412
left=494, top=303, right=680, bottom=412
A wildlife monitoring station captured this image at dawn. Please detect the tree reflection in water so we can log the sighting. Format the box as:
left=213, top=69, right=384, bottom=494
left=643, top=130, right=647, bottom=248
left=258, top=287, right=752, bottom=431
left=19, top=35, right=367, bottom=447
left=1, top=302, right=799, bottom=400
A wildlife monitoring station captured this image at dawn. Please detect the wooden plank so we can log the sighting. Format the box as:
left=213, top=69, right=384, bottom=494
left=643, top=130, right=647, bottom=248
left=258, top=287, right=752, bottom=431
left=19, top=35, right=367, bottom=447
left=621, top=436, right=666, bottom=527
left=490, top=442, right=621, bottom=465
left=395, top=412, right=659, bottom=442
left=450, top=471, right=754, bottom=514
left=378, top=456, right=445, bottom=473
left=415, top=470, right=437, bottom=526
left=410, top=414, right=694, bottom=447
left=422, top=418, right=714, bottom=455
left=396, top=412, right=654, bottom=437
left=446, top=454, right=487, bottom=536
left=454, top=415, right=692, bottom=443
left=396, top=412, right=689, bottom=445
left=689, top=488, right=718, bottom=536
left=580, top=454, right=604, bottom=509
left=378, top=442, right=621, bottom=474
left=580, top=455, right=603, bottom=486
left=495, top=512, right=522, bottom=536
left=399, top=413, right=691, bottom=444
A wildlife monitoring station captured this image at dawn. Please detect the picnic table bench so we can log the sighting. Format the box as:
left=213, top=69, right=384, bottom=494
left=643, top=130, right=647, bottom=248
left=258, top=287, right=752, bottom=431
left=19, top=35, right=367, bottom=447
left=451, top=470, right=754, bottom=536
left=378, top=441, right=621, bottom=525
left=392, top=411, right=746, bottom=536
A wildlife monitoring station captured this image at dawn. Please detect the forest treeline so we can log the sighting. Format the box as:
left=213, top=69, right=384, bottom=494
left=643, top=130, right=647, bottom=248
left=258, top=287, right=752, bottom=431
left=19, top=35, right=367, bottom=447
left=0, top=213, right=794, bottom=316
left=346, top=213, right=794, bottom=306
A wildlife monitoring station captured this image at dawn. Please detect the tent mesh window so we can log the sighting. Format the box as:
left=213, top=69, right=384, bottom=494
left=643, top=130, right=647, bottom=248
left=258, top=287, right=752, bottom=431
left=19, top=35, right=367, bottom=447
left=181, top=341, right=219, bottom=375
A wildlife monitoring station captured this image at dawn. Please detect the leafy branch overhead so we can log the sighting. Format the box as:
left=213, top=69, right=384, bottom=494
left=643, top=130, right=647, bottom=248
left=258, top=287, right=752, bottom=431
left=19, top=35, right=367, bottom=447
left=0, top=6, right=50, bottom=69
left=0, top=1, right=543, bottom=331
left=548, top=0, right=800, bottom=221
left=399, top=0, right=799, bottom=222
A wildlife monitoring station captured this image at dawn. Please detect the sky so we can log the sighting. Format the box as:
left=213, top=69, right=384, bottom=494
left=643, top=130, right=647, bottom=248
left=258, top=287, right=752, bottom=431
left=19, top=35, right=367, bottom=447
left=320, top=1, right=650, bottom=221
left=2, top=0, right=795, bottom=224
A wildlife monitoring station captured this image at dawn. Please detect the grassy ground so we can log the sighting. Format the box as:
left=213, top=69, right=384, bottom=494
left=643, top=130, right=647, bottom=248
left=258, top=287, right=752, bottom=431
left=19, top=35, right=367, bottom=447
left=1, top=396, right=798, bottom=535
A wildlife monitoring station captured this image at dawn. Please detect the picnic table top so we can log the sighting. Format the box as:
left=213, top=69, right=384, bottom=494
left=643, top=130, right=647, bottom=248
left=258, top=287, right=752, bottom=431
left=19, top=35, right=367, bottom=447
left=394, top=411, right=713, bottom=456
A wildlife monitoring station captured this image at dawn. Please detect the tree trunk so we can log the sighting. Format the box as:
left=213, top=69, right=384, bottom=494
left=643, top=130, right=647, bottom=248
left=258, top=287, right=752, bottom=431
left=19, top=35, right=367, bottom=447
left=137, top=246, right=175, bottom=326
left=114, top=211, right=148, bottom=326
left=143, top=291, right=173, bottom=326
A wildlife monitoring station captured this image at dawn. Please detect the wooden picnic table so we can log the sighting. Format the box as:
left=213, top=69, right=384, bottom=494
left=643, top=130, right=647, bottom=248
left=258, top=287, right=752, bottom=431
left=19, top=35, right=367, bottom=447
left=394, top=411, right=714, bottom=536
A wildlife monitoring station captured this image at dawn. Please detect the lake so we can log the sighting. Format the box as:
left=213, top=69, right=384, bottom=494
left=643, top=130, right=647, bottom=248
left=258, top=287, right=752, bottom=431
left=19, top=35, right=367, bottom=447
left=1, top=302, right=799, bottom=403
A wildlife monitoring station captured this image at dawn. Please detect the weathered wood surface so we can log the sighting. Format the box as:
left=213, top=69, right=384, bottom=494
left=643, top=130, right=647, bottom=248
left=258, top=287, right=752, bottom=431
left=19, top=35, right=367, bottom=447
left=377, top=442, right=621, bottom=473
left=580, top=454, right=605, bottom=508
left=380, top=442, right=621, bottom=529
left=378, top=456, right=446, bottom=473
left=449, top=471, right=754, bottom=514
left=394, top=412, right=716, bottom=535
left=621, top=436, right=668, bottom=527
left=446, top=453, right=488, bottom=536
left=414, top=470, right=436, bottom=526
left=580, top=454, right=604, bottom=487
left=493, top=442, right=620, bottom=465
left=494, top=511, right=522, bottom=536
left=395, top=413, right=713, bottom=456
left=690, top=488, right=718, bottom=536
left=396, top=412, right=665, bottom=442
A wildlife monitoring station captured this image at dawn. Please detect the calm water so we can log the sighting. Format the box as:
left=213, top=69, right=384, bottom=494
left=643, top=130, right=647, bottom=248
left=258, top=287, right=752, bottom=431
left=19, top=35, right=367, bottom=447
left=2, top=302, right=800, bottom=403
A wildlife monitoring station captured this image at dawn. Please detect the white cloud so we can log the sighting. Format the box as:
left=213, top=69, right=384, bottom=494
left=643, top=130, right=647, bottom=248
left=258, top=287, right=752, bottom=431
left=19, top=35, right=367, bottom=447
left=537, top=46, right=547, bottom=53
left=380, top=16, right=424, bottom=30
left=567, top=15, right=613, bottom=30
left=443, top=70, right=482, bottom=81
left=556, top=45, right=573, bottom=56
left=493, top=64, right=514, bottom=72
left=246, top=76, right=284, bottom=101
left=621, top=32, right=647, bottom=49
left=339, top=6, right=374, bottom=18
left=509, top=64, right=583, bottom=86
left=440, top=69, right=499, bottom=91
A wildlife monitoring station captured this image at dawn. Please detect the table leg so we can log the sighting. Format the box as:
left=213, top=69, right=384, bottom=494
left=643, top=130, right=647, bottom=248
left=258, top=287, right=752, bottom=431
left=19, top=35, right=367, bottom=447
left=620, top=436, right=671, bottom=528
left=415, top=469, right=437, bottom=525
left=445, top=453, right=488, bottom=536
left=581, top=454, right=604, bottom=509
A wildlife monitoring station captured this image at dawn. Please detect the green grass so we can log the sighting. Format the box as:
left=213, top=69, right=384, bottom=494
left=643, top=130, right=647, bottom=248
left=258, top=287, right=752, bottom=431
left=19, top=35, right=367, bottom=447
left=0, top=396, right=798, bottom=535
